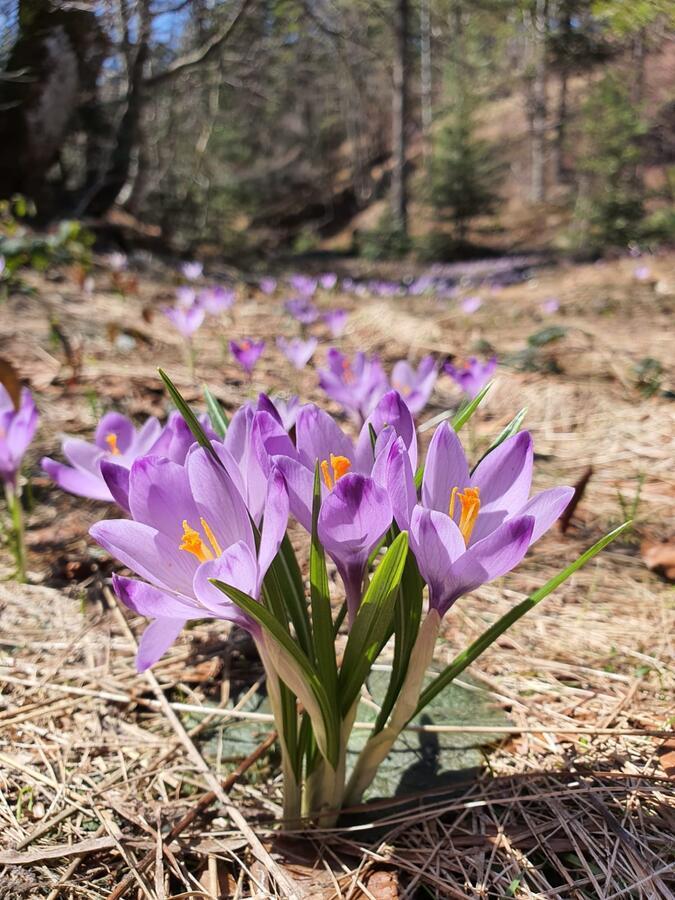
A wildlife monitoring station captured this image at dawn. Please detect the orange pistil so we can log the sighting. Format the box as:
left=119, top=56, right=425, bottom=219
left=179, top=518, right=223, bottom=562
left=341, top=358, right=355, bottom=384
left=320, top=453, right=352, bottom=490
left=449, top=485, right=481, bottom=544
left=105, top=433, right=121, bottom=455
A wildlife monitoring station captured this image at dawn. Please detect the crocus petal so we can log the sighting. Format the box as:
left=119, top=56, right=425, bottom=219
left=421, top=422, right=470, bottom=513
left=113, top=573, right=200, bottom=618
left=384, top=437, right=418, bottom=531
left=271, top=455, right=314, bottom=532
left=295, top=404, right=354, bottom=470
left=193, top=540, right=259, bottom=628
left=137, top=618, right=186, bottom=671
left=90, top=519, right=196, bottom=596
left=355, top=390, right=417, bottom=472
left=42, top=457, right=113, bottom=502
left=514, top=486, right=574, bottom=544
left=444, top=516, right=535, bottom=612
left=469, top=432, right=533, bottom=542
left=131, top=416, right=163, bottom=455
left=62, top=438, right=104, bottom=474
left=100, top=460, right=131, bottom=512
left=187, top=446, right=254, bottom=551
left=128, top=456, right=198, bottom=539
left=409, top=506, right=466, bottom=610
left=256, top=467, right=289, bottom=589
left=95, top=412, right=135, bottom=452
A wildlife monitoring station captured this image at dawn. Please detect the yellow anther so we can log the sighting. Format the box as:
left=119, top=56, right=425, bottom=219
left=105, top=433, right=121, bottom=455
left=179, top=518, right=221, bottom=563
left=320, top=453, right=351, bottom=490
left=449, top=486, right=481, bottom=544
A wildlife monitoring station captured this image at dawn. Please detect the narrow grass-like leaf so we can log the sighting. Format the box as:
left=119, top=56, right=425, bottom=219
left=159, top=369, right=219, bottom=461
left=203, top=384, right=229, bottom=437
left=211, top=579, right=340, bottom=766
left=338, top=531, right=409, bottom=717
left=372, top=551, right=424, bottom=734
left=266, top=533, right=313, bottom=658
left=413, top=521, right=632, bottom=720
left=472, top=407, right=527, bottom=472
left=451, top=380, right=493, bottom=433
left=310, top=465, right=339, bottom=702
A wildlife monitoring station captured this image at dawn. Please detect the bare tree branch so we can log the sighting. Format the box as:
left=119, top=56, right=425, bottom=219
left=143, top=0, right=252, bottom=88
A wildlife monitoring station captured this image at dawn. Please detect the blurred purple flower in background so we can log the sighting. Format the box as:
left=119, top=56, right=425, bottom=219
left=230, top=339, right=265, bottom=375
left=288, top=274, right=317, bottom=296
left=444, top=356, right=497, bottom=398
left=634, top=265, right=651, bottom=281
left=259, top=277, right=277, bottom=295
left=176, top=286, right=197, bottom=308
left=460, top=295, right=483, bottom=314
left=390, top=356, right=438, bottom=414
left=198, top=286, right=235, bottom=315
left=324, top=308, right=348, bottom=338
left=107, top=252, right=127, bottom=272
left=541, top=297, right=560, bottom=314
left=163, top=305, right=205, bottom=337
left=285, top=297, right=319, bottom=324
left=0, top=385, right=38, bottom=488
left=277, top=336, right=318, bottom=369
left=181, top=261, right=203, bottom=281
left=319, top=272, right=338, bottom=290
left=318, top=348, right=388, bottom=422
left=42, top=412, right=163, bottom=507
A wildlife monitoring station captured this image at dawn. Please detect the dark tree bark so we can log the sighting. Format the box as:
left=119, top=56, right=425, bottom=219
left=0, top=0, right=106, bottom=210
left=529, top=0, right=548, bottom=203
left=391, top=0, right=409, bottom=234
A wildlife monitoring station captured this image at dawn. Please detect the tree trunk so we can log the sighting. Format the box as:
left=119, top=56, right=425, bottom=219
left=0, top=0, right=105, bottom=211
left=553, top=66, right=568, bottom=183
left=529, top=0, right=548, bottom=203
left=391, top=0, right=409, bottom=234
left=420, top=0, right=432, bottom=161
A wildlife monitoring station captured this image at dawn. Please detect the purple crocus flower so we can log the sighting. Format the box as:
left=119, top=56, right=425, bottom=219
left=288, top=274, right=317, bottom=296
left=197, top=286, right=235, bottom=315
left=230, top=339, right=265, bottom=375
left=444, top=357, right=497, bottom=399
left=0, top=385, right=38, bottom=487
left=90, top=448, right=289, bottom=670
left=163, top=305, right=205, bottom=338
left=634, top=265, right=651, bottom=282
left=277, top=336, right=318, bottom=370
left=390, top=356, right=438, bottom=415
left=319, top=273, right=338, bottom=290
left=42, top=412, right=163, bottom=507
left=257, top=394, right=302, bottom=432
left=541, top=297, right=560, bottom=315
left=317, top=348, right=389, bottom=423
left=385, top=425, right=573, bottom=616
left=324, top=308, right=348, bottom=338
left=176, top=286, right=197, bottom=308
left=460, top=295, right=482, bottom=314
left=259, top=277, right=277, bottom=295
left=107, top=252, right=127, bottom=272
left=285, top=297, right=319, bottom=325
left=181, top=261, right=203, bottom=281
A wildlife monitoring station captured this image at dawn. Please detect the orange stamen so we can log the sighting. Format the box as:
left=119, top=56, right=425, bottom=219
left=320, top=453, right=351, bottom=490
left=105, top=433, right=121, bottom=455
left=179, top=518, right=221, bottom=562
left=449, top=486, right=481, bottom=544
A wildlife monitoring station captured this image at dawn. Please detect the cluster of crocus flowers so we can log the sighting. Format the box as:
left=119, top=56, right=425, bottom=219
left=66, top=370, right=625, bottom=826
left=444, top=356, right=497, bottom=399
left=0, top=382, right=38, bottom=581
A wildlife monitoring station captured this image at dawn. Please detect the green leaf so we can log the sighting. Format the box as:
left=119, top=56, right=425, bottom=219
left=159, top=369, right=219, bottom=462
left=210, top=579, right=340, bottom=767
left=203, top=385, right=229, bottom=437
left=451, top=380, right=492, bottom=432
left=266, top=533, right=313, bottom=659
left=528, top=325, right=567, bottom=347
left=414, top=521, right=632, bottom=719
left=310, top=465, right=339, bottom=703
left=339, top=531, right=409, bottom=717
left=472, top=407, right=527, bottom=472
left=372, top=550, right=424, bottom=734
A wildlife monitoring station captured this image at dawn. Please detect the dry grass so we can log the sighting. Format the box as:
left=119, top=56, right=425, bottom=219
left=0, top=249, right=673, bottom=897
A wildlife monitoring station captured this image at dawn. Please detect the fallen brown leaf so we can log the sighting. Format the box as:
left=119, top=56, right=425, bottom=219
left=641, top=538, right=675, bottom=582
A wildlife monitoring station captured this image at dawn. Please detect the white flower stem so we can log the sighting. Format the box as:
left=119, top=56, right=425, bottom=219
left=343, top=610, right=441, bottom=806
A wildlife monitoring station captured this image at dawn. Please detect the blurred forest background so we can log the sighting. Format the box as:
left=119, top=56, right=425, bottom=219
left=0, top=0, right=673, bottom=261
